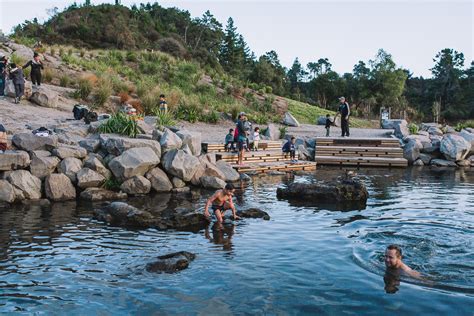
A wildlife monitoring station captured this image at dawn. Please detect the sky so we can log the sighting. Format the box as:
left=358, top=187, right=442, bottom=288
left=0, top=0, right=472, bottom=78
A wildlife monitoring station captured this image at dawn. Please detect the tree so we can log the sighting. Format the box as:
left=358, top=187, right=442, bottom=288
left=287, top=58, right=307, bottom=98
left=307, top=58, right=332, bottom=79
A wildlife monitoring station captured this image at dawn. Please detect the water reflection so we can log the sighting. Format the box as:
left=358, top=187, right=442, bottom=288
left=383, top=270, right=401, bottom=294
left=204, top=223, right=235, bottom=254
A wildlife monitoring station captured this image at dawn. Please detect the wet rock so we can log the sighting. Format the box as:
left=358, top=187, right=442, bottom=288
left=413, top=159, right=424, bottom=166
left=109, top=147, right=160, bottom=182
left=430, top=159, right=457, bottom=167
left=159, top=207, right=209, bottom=230
left=440, top=134, right=471, bottom=161
left=456, top=160, right=471, bottom=167
left=30, top=86, right=59, bottom=108
left=80, top=188, right=127, bottom=201
left=419, top=153, right=433, bottom=165
left=382, top=120, right=408, bottom=139
left=94, top=201, right=157, bottom=228
left=159, top=129, right=183, bottom=153
left=282, top=112, right=300, bottom=127
left=120, top=176, right=151, bottom=195
left=76, top=168, right=106, bottom=189
left=30, top=155, right=61, bottom=179
left=146, top=167, right=173, bottom=192
left=12, top=133, right=58, bottom=152
left=100, top=134, right=161, bottom=157
left=57, top=157, right=83, bottom=183
left=171, top=177, right=186, bottom=188
left=200, top=176, right=226, bottom=189
left=0, top=150, right=31, bottom=171
left=44, top=173, right=76, bottom=201
left=215, top=160, right=240, bottom=182
left=237, top=208, right=270, bottom=220
left=52, top=145, right=87, bottom=159
left=172, top=187, right=191, bottom=194
left=240, top=173, right=251, bottom=182
left=0, top=180, right=16, bottom=203
left=176, top=130, right=201, bottom=156
left=276, top=179, right=368, bottom=206
left=7, top=170, right=42, bottom=200
left=459, top=130, right=474, bottom=154
left=146, top=251, right=196, bottom=273
left=403, top=140, right=421, bottom=164
left=161, top=149, right=200, bottom=182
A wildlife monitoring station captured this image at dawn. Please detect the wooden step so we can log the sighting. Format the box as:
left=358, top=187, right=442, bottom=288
left=203, top=141, right=282, bottom=153
left=315, top=155, right=408, bottom=167
left=232, top=161, right=317, bottom=174
left=316, top=146, right=404, bottom=158
left=316, top=137, right=400, bottom=148
left=217, top=150, right=291, bottom=163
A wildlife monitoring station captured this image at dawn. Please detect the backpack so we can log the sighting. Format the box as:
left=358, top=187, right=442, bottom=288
left=73, top=104, right=89, bottom=120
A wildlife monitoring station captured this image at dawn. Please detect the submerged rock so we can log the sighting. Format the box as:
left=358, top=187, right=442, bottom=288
left=237, top=208, right=270, bottom=220
left=146, top=251, right=196, bottom=273
left=80, top=188, right=128, bottom=201
left=276, top=179, right=368, bottom=207
left=94, top=202, right=157, bottom=228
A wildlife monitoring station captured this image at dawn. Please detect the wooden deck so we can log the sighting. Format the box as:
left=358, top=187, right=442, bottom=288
left=202, top=140, right=282, bottom=153
left=232, top=161, right=317, bottom=174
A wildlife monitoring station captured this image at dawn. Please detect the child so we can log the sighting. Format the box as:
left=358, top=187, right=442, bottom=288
left=252, top=127, right=260, bottom=151
left=9, top=63, right=25, bottom=104
left=325, top=114, right=333, bottom=137
left=225, top=128, right=235, bottom=152
left=282, top=137, right=297, bottom=163
left=159, top=94, right=168, bottom=113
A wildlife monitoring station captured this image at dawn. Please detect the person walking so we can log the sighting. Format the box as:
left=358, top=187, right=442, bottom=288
left=23, top=52, right=44, bottom=88
left=9, top=63, right=25, bottom=104
left=335, top=96, right=350, bottom=137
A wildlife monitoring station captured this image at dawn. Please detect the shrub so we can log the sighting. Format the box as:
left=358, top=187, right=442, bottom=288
left=157, top=37, right=187, bottom=58
left=201, top=109, right=220, bottom=124
left=251, top=114, right=268, bottom=125
left=59, top=75, right=71, bottom=87
left=230, top=105, right=243, bottom=121
left=98, top=112, right=141, bottom=138
left=140, top=88, right=161, bottom=115
left=68, top=48, right=73, bottom=56
left=128, top=99, right=144, bottom=114
left=78, top=75, right=96, bottom=99
left=102, top=177, right=122, bottom=191
left=93, top=77, right=113, bottom=107
left=42, top=68, right=53, bottom=83
left=265, top=86, right=273, bottom=94
left=279, top=126, right=288, bottom=139
left=118, top=92, right=130, bottom=103
left=50, top=47, right=56, bottom=56
left=154, top=108, right=176, bottom=127
left=126, top=51, right=138, bottom=62
left=80, top=49, right=86, bottom=57
left=59, top=47, right=64, bottom=56
left=408, top=123, right=419, bottom=135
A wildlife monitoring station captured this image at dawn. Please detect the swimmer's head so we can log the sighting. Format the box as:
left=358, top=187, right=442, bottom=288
left=385, top=244, right=402, bottom=268
left=224, top=183, right=235, bottom=196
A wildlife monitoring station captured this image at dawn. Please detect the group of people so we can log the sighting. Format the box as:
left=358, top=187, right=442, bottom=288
left=325, top=96, right=351, bottom=137
left=0, top=52, right=44, bottom=103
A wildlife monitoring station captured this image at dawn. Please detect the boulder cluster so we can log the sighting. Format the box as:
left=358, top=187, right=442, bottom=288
left=383, top=120, right=474, bottom=167
left=0, top=120, right=241, bottom=204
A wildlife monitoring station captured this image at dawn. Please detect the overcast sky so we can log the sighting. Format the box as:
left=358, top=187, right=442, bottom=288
left=0, top=0, right=472, bottom=78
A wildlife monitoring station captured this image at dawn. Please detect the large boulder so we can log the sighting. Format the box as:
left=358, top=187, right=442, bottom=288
left=100, top=134, right=161, bottom=157
left=419, top=153, right=433, bottom=165
left=460, top=130, right=474, bottom=154
left=9, top=43, right=34, bottom=60
left=57, top=157, right=83, bottom=183
left=264, top=123, right=281, bottom=141
left=215, top=160, right=240, bottom=182
left=0, top=180, right=16, bottom=203
left=200, top=176, right=226, bottom=189
left=30, top=155, right=61, bottom=180
left=382, top=120, right=409, bottom=139
left=440, top=134, right=471, bottom=161
left=120, top=175, right=151, bottom=195
left=30, top=87, right=59, bottom=108
left=44, top=174, right=76, bottom=201
left=237, top=208, right=270, bottom=220
left=430, top=159, right=457, bottom=167
left=83, top=155, right=111, bottom=179
left=297, top=145, right=312, bottom=161
left=161, top=149, right=200, bottom=182
left=76, top=168, right=106, bottom=189
left=79, top=188, right=127, bottom=201
left=52, top=145, right=87, bottom=159
left=145, top=167, right=173, bottom=192
left=0, top=150, right=31, bottom=171
left=427, top=126, right=443, bottom=136
left=109, top=147, right=160, bottom=182
left=159, top=129, right=183, bottom=153
left=403, top=140, right=421, bottom=165
left=94, top=202, right=157, bottom=228
left=282, top=112, right=300, bottom=127
left=176, top=130, right=201, bottom=156
left=7, top=170, right=42, bottom=199
left=12, top=133, right=58, bottom=152
left=276, top=179, right=368, bottom=208
left=468, top=155, right=474, bottom=166
left=79, top=138, right=101, bottom=153
left=146, top=251, right=196, bottom=273
left=421, top=135, right=442, bottom=154
left=5, top=80, right=32, bottom=98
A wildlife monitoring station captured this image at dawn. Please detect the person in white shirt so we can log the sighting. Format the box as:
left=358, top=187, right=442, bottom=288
left=252, top=127, right=260, bottom=151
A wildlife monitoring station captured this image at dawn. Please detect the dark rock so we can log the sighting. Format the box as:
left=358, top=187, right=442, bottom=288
left=80, top=188, right=128, bottom=201
left=237, top=208, right=270, bottom=220
left=94, top=201, right=157, bottom=228
left=146, top=251, right=196, bottom=273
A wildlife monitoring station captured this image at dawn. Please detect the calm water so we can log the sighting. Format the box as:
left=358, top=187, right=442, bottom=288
left=1, top=167, right=473, bottom=315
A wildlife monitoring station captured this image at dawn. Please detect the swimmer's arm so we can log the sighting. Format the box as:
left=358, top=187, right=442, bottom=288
left=228, top=199, right=241, bottom=220
left=402, top=264, right=422, bottom=279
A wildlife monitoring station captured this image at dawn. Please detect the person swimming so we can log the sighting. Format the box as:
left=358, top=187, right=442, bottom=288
left=383, top=244, right=422, bottom=293
left=204, top=183, right=241, bottom=224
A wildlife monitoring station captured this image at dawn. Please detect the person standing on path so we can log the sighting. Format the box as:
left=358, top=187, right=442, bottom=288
left=236, top=112, right=250, bottom=166
left=9, top=63, right=25, bottom=104
left=23, top=52, right=44, bottom=88
left=0, top=56, right=7, bottom=99
left=335, top=96, right=350, bottom=137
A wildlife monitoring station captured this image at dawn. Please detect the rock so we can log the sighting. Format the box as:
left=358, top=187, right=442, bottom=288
left=76, top=168, right=106, bottom=189
left=240, top=173, right=251, bottom=182
left=100, top=134, right=161, bottom=157
left=264, top=123, right=280, bottom=140
left=160, top=207, right=209, bottom=230
left=317, top=116, right=340, bottom=127
left=237, top=208, right=270, bottom=220
left=460, top=130, right=474, bottom=154
left=94, top=202, right=157, bottom=228
left=171, top=177, right=186, bottom=188
left=109, top=147, right=160, bottom=182
left=30, top=87, right=59, bottom=108
left=445, top=126, right=456, bottom=134
left=419, top=153, right=433, bottom=165
left=0, top=180, right=16, bottom=203
left=403, top=140, right=421, bottom=164
left=151, top=129, right=164, bottom=142
left=9, top=42, right=34, bottom=60
left=120, top=176, right=151, bottom=195
left=200, top=176, right=226, bottom=189
left=382, top=120, right=409, bottom=139
left=161, top=149, right=200, bottom=182
left=12, top=133, right=58, bottom=152
left=146, top=251, right=196, bottom=273
left=52, top=145, right=87, bottom=159
left=31, top=150, right=52, bottom=158
left=79, top=138, right=101, bottom=153
left=427, top=126, right=443, bottom=136
left=440, top=134, right=471, bottom=161
left=7, top=170, right=42, bottom=199
left=190, top=161, right=206, bottom=186
left=457, top=160, right=471, bottom=167
left=282, top=112, right=300, bottom=127
left=413, top=159, right=424, bottom=166
left=159, top=129, right=183, bottom=153
left=146, top=167, right=173, bottom=192
left=297, top=144, right=311, bottom=161
left=0, top=150, right=31, bottom=171
left=199, top=153, right=217, bottom=165
left=430, top=159, right=457, bottom=167
left=80, top=188, right=127, bottom=201
left=201, top=162, right=226, bottom=180
left=44, top=174, right=76, bottom=201
left=136, top=134, right=153, bottom=140
left=136, top=120, right=154, bottom=134
left=417, top=131, right=429, bottom=137
left=276, top=179, right=368, bottom=206
left=30, top=155, right=60, bottom=179
left=5, top=80, right=32, bottom=98
left=176, top=130, right=202, bottom=156
left=57, top=157, right=83, bottom=183
left=83, top=155, right=111, bottom=179
left=215, top=160, right=240, bottom=182
left=468, top=155, right=474, bottom=166
left=172, top=187, right=191, bottom=194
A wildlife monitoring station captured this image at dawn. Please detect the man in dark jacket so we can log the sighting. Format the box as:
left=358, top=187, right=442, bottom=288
left=23, top=52, right=44, bottom=88
left=0, top=56, right=7, bottom=98
left=335, top=96, right=350, bottom=137
left=9, top=63, right=25, bottom=104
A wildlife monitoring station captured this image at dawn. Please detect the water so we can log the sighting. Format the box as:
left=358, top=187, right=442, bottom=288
left=1, top=167, right=473, bottom=315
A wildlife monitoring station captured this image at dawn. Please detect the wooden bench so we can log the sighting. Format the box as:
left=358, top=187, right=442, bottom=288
left=202, top=140, right=282, bottom=153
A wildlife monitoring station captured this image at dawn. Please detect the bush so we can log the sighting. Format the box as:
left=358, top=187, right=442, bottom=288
left=279, top=126, right=287, bottom=139
left=157, top=37, right=187, bottom=58
left=59, top=47, right=64, bottom=56
left=80, top=49, right=86, bottom=57
left=201, top=109, right=220, bottom=124
left=59, top=75, right=71, bottom=87
left=98, top=112, right=141, bottom=138
left=42, top=68, right=53, bottom=83
left=78, top=75, right=96, bottom=99
left=408, top=123, right=419, bottom=135
left=265, top=86, right=273, bottom=94
left=50, top=47, right=56, bottom=56
left=118, top=92, right=130, bottom=103
left=153, top=108, right=176, bottom=127
left=93, top=77, right=113, bottom=107
left=102, top=177, right=122, bottom=191
left=126, top=51, right=138, bottom=62
left=68, top=48, right=73, bottom=56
